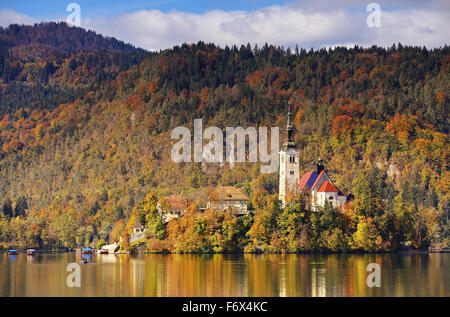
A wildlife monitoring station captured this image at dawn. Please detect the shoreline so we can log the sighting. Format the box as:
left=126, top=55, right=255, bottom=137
left=3, top=247, right=446, bottom=255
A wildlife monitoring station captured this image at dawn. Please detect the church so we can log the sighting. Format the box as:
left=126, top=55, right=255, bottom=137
left=279, top=106, right=351, bottom=210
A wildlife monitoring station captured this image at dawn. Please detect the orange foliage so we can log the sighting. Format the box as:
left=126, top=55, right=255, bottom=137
left=385, top=114, right=418, bottom=140
left=413, top=138, right=432, bottom=159
left=337, top=101, right=365, bottom=118
left=353, top=67, right=367, bottom=79
left=197, top=87, right=209, bottom=111
left=293, top=109, right=303, bottom=129
left=435, top=171, right=449, bottom=197
left=332, top=115, right=355, bottom=136
left=139, top=78, right=159, bottom=98
left=125, top=94, right=142, bottom=110
left=436, top=91, right=445, bottom=104
left=369, top=67, right=383, bottom=79
left=0, top=114, right=10, bottom=129
left=2, top=139, right=23, bottom=152
left=391, top=52, right=402, bottom=62
left=248, top=70, right=265, bottom=86
left=397, top=131, right=410, bottom=144
left=331, top=77, right=339, bottom=86
left=110, top=220, right=124, bottom=243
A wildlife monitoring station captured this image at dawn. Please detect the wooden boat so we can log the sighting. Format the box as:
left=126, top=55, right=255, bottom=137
left=99, top=249, right=109, bottom=254
left=26, top=249, right=37, bottom=256
left=7, top=250, right=18, bottom=255
left=80, top=248, right=93, bottom=254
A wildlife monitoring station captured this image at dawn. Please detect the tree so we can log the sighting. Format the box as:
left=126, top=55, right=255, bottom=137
left=96, top=238, right=106, bottom=250
left=14, top=196, right=28, bottom=217
left=352, top=217, right=383, bottom=252
left=248, top=194, right=281, bottom=250
left=110, top=220, right=124, bottom=243
left=146, top=210, right=166, bottom=240
left=276, top=195, right=309, bottom=252
left=2, top=199, right=13, bottom=218
left=411, top=206, right=439, bottom=250
left=352, top=167, right=386, bottom=218
left=332, top=115, right=355, bottom=136
left=52, top=214, right=78, bottom=248
left=326, top=228, right=347, bottom=252
left=121, top=230, right=130, bottom=251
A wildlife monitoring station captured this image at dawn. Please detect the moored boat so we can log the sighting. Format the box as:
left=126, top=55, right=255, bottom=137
left=429, top=243, right=450, bottom=253
left=26, top=249, right=37, bottom=255
left=99, top=249, right=109, bottom=254
left=7, top=249, right=18, bottom=255
left=81, top=248, right=93, bottom=254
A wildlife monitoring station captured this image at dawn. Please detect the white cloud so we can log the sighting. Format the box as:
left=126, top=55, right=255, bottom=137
left=84, top=6, right=357, bottom=51
left=85, top=3, right=449, bottom=51
left=367, top=9, right=450, bottom=48
left=0, top=9, right=37, bottom=27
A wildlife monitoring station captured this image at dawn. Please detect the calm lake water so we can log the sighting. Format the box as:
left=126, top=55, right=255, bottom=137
left=0, top=253, right=448, bottom=297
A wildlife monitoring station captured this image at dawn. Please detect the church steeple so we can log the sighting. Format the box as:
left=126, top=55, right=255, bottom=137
left=279, top=101, right=300, bottom=208
left=316, top=158, right=324, bottom=174
left=283, top=101, right=296, bottom=150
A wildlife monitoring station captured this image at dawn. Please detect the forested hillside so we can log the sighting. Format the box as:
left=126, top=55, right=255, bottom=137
left=0, top=22, right=147, bottom=114
left=0, top=22, right=448, bottom=252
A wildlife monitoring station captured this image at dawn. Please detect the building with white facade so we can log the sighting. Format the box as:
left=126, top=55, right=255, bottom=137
left=279, top=105, right=351, bottom=210
left=298, top=160, right=349, bottom=211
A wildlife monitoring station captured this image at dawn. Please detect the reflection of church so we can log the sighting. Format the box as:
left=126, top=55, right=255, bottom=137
left=279, top=107, right=351, bottom=210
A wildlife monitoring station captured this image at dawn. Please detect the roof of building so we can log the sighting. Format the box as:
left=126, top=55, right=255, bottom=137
left=133, top=220, right=142, bottom=229
left=162, top=196, right=188, bottom=212
left=311, top=170, right=326, bottom=191
left=183, top=189, right=208, bottom=202
left=299, top=171, right=319, bottom=191
left=317, top=181, right=339, bottom=192
left=161, top=186, right=249, bottom=211
left=215, top=186, right=249, bottom=201
left=299, top=169, right=347, bottom=195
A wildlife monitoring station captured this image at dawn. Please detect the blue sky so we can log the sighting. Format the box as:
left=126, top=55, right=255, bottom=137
left=0, top=0, right=293, bottom=19
left=0, top=1, right=448, bottom=50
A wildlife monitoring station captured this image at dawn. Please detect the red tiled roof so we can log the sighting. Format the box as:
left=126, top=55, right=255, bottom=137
left=311, top=170, right=325, bottom=191
left=299, top=171, right=313, bottom=191
left=318, top=181, right=339, bottom=192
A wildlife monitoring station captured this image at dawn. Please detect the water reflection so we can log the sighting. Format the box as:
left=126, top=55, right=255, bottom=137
left=311, top=265, right=326, bottom=297
left=0, top=253, right=448, bottom=297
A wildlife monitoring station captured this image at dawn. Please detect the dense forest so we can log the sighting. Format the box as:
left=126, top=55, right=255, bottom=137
left=0, top=22, right=448, bottom=253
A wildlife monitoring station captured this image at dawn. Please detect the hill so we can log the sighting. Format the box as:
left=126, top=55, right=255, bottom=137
left=0, top=22, right=144, bottom=52
left=0, top=22, right=149, bottom=114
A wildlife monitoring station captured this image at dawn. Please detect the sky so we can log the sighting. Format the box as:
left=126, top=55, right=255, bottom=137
left=0, top=0, right=449, bottom=51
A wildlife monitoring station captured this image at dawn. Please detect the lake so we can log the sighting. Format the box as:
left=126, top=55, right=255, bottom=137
left=0, top=253, right=448, bottom=297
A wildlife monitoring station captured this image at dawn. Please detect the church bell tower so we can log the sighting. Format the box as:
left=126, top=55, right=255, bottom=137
left=279, top=103, right=300, bottom=207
